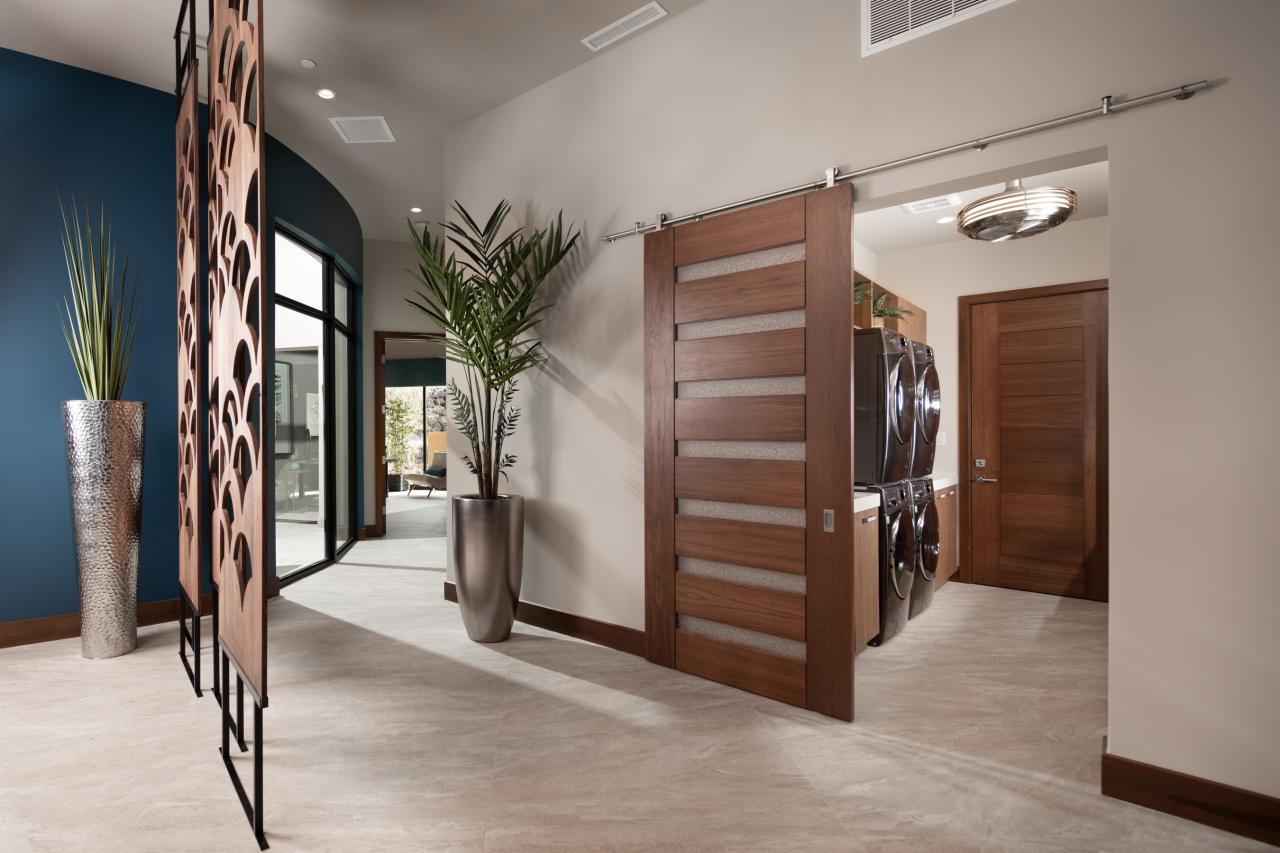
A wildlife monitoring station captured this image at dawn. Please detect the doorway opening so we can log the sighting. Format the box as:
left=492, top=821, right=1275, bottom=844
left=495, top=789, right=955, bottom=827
left=372, top=332, right=448, bottom=549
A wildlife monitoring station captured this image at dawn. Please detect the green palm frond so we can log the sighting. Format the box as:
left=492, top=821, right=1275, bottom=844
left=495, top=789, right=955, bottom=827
left=408, top=203, right=579, bottom=498
left=59, top=197, right=139, bottom=401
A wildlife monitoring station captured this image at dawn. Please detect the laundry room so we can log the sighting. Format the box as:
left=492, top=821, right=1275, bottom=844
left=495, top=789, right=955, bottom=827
left=848, top=155, right=1111, bottom=709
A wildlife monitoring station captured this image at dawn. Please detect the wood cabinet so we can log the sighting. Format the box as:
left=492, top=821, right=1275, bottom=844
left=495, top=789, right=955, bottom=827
left=853, top=506, right=880, bottom=653
left=852, top=273, right=928, bottom=343
left=934, top=484, right=958, bottom=588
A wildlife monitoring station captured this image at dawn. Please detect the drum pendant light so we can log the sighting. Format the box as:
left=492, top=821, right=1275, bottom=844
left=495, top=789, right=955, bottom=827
left=956, top=179, right=1077, bottom=242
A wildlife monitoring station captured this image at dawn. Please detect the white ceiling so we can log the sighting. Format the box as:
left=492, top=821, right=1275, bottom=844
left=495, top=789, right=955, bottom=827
left=855, top=161, right=1109, bottom=256
left=0, top=0, right=704, bottom=241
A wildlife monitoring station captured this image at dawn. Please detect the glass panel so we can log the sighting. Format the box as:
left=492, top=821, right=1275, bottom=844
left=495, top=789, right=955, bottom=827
left=275, top=232, right=324, bottom=309
left=334, top=331, right=352, bottom=547
left=334, top=270, right=350, bottom=327
left=273, top=305, right=326, bottom=575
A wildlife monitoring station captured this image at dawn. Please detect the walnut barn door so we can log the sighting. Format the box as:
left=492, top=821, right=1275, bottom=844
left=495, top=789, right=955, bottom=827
left=644, top=186, right=855, bottom=721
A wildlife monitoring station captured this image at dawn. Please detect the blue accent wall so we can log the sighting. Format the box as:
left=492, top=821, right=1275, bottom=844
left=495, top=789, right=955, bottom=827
left=0, top=48, right=363, bottom=623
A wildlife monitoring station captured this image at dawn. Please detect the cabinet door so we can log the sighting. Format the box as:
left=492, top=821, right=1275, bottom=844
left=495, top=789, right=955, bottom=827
left=935, top=487, right=957, bottom=586
left=853, top=508, right=880, bottom=652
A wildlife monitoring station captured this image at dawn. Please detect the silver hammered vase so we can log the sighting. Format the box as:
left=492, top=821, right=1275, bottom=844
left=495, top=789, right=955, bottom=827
left=63, top=400, right=146, bottom=659
left=451, top=495, right=524, bottom=643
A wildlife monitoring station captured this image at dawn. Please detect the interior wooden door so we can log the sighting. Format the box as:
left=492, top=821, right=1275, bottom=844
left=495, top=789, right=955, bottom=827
left=963, top=283, right=1108, bottom=601
left=644, top=186, right=854, bottom=720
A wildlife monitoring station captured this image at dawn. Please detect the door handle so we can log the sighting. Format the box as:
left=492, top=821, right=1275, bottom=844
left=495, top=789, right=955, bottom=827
left=974, top=476, right=998, bottom=484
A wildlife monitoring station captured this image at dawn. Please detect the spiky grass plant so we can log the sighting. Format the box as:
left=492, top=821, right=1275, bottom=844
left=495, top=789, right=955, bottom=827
left=854, top=281, right=914, bottom=319
left=59, top=199, right=139, bottom=401
left=407, top=201, right=579, bottom=499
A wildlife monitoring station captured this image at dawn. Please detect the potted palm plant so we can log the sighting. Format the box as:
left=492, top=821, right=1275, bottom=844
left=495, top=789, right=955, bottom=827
left=407, top=201, right=578, bottom=642
left=59, top=199, right=143, bottom=659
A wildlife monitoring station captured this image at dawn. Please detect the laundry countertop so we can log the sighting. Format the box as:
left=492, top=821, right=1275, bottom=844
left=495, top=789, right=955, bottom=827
left=854, top=473, right=959, bottom=513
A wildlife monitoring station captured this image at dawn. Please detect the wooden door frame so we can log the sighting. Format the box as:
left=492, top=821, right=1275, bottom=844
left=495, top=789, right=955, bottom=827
left=371, top=330, right=445, bottom=538
left=956, top=279, right=1108, bottom=586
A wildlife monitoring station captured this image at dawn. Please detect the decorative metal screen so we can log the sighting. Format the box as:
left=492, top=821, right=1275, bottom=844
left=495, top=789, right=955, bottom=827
left=176, top=57, right=203, bottom=617
left=208, top=0, right=268, bottom=703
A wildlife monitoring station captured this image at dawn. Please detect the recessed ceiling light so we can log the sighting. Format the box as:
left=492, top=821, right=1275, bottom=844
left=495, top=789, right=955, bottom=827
left=936, top=215, right=956, bottom=224
left=410, top=207, right=422, bottom=214
left=300, top=59, right=316, bottom=69
left=316, top=88, right=336, bottom=100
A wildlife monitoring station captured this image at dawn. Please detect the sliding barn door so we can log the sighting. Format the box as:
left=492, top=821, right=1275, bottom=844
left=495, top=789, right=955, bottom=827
left=208, top=0, right=268, bottom=704
left=644, top=187, right=854, bottom=720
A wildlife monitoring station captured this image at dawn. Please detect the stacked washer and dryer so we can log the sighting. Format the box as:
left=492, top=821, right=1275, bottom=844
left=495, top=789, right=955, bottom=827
left=853, top=328, right=943, bottom=646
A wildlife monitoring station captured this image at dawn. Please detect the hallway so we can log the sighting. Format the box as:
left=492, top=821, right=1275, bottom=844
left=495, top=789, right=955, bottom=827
left=0, top=561, right=1260, bottom=851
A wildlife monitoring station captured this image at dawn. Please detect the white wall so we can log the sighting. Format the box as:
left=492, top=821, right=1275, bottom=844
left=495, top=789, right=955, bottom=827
left=873, top=214, right=1111, bottom=479
left=442, top=0, right=1280, bottom=797
left=361, top=238, right=441, bottom=524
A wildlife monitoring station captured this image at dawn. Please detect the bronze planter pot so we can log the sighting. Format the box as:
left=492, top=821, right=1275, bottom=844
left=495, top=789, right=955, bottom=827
left=451, top=494, right=524, bottom=643
left=62, top=400, right=146, bottom=659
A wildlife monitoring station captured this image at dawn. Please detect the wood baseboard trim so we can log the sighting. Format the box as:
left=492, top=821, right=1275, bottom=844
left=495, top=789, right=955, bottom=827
left=1, top=592, right=216, bottom=650
left=1102, top=751, right=1280, bottom=847
left=443, top=581, right=643, bottom=657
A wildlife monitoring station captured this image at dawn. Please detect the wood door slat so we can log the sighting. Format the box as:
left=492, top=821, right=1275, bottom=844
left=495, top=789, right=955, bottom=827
left=675, top=457, right=805, bottom=507
left=675, top=629, right=805, bottom=707
left=674, top=328, right=805, bottom=382
left=1001, top=395, right=1084, bottom=429
left=675, top=261, right=805, bottom=324
left=1001, top=524, right=1084, bottom=563
left=1001, top=493, right=1083, bottom=530
left=675, top=514, right=805, bottom=574
left=1001, top=361, right=1083, bottom=396
left=675, top=395, right=805, bottom=441
left=995, top=292, right=1088, bottom=332
left=675, top=574, right=805, bottom=641
left=1000, top=327, right=1083, bottom=364
left=1003, top=462, right=1083, bottom=496
left=998, top=556, right=1085, bottom=597
left=672, top=196, right=805, bottom=267
left=1002, top=428, right=1083, bottom=463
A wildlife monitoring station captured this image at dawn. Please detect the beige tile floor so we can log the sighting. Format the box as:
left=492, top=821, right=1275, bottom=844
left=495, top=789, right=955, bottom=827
left=0, top=554, right=1263, bottom=851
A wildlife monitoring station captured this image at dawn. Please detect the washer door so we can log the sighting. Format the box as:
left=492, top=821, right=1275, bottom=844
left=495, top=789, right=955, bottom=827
left=887, top=354, right=916, bottom=447
left=889, top=511, right=915, bottom=599
left=915, top=500, right=940, bottom=581
left=916, top=362, right=941, bottom=444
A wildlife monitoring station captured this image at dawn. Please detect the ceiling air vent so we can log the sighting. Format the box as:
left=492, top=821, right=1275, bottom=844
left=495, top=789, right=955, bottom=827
left=330, top=115, right=396, bottom=144
left=863, top=0, right=1018, bottom=56
left=900, top=193, right=962, bottom=215
left=582, top=2, right=667, bottom=52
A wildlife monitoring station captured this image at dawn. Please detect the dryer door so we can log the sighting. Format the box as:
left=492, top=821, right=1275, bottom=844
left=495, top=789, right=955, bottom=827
left=887, top=354, right=916, bottom=448
left=916, top=362, right=941, bottom=444
left=889, top=511, right=916, bottom=599
left=915, top=500, right=940, bottom=581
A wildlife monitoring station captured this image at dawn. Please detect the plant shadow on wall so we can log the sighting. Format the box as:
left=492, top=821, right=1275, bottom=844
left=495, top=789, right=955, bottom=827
left=57, top=198, right=146, bottom=660
left=407, top=201, right=579, bottom=643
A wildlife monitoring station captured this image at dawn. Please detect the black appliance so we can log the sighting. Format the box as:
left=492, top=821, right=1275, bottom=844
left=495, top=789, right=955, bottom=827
left=907, top=477, right=940, bottom=619
left=867, top=481, right=916, bottom=647
left=853, top=328, right=917, bottom=485
left=908, top=341, right=941, bottom=479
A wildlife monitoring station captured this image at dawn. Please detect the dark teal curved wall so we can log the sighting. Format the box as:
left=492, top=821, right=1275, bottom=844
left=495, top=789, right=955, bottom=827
left=0, top=47, right=363, bottom=623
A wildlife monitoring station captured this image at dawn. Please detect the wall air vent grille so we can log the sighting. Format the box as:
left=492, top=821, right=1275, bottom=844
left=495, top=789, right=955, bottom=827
left=330, top=115, right=396, bottom=144
left=863, top=0, right=1017, bottom=56
left=582, top=2, right=668, bottom=52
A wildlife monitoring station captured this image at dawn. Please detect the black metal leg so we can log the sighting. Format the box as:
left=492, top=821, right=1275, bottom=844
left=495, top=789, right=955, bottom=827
left=178, top=589, right=203, bottom=697
left=212, top=596, right=222, bottom=705
left=218, top=643, right=268, bottom=849
left=236, top=675, right=247, bottom=753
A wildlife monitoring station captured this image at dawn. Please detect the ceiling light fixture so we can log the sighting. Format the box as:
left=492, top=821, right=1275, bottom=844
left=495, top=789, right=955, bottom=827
left=935, top=215, right=956, bottom=225
left=300, top=59, right=316, bottom=69
left=410, top=207, right=422, bottom=214
left=316, top=88, right=336, bottom=100
left=957, top=179, right=1077, bottom=242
